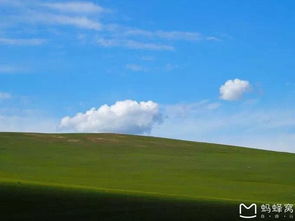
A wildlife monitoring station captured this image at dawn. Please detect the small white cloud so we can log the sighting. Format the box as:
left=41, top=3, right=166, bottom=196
left=97, top=38, right=174, bottom=51
left=0, top=38, right=46, bottom=46
left=219, top=79, right=251, bottom=101
left=42, top=2, right=106, bottom=14
left=0, top=92, right=11, bottom=99
left=59, top=100, right=162, bottom=134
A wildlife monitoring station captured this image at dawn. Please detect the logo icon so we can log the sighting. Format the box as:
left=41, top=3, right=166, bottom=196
left=239, top=203, right=257, bottom=219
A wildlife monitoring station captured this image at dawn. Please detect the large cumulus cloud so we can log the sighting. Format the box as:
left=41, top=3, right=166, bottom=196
left=59, top=100, right=162, bottom=134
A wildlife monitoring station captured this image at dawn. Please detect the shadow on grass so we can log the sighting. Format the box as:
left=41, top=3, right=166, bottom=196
left=0, top=182, right=274, bottom=221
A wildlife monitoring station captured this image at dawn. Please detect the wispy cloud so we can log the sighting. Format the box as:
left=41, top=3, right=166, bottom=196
left=0, top=65, right=26, bottom=73
left=0, top=1, right=219, bottom=50
left=0, top=0, right=23, bottom=7
left=41, top=2, right=106, bottom=14
left=97, top=38, right=174, bottom=51
left=162, top=100, right=221, bottom=118
left=126, top=64, right=147, bottom=72
left=27, top=13, right=102, bottom=30
left=152, top=105, right=295, bottom=153
left=96, top=25, right=219, bottom=51
left=123, top=29, right=214, bottom=41
left=0, top=92, right=11, bottom=100
left=106, top=24, right=219, bottom=42
left=0, top=113, right=58, bottom=132
left=0, top=38, right=46, bottom=45
left=0, top=1, right=104, bottom=30
left=0, top=0, right=107, bottom=14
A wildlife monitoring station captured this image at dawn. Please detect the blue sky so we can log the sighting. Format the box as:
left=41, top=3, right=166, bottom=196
left=0, top=0, right=295, bottom=152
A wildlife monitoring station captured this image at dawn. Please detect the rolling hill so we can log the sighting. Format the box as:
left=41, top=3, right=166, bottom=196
left=0, top=132, right=294, bottom=220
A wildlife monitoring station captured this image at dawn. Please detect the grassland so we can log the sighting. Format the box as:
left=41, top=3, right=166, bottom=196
left=0, top=132, right=294, bottom=220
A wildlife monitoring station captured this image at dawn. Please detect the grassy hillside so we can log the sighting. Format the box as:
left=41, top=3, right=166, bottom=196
left=0, top=132, right=294, bottom=220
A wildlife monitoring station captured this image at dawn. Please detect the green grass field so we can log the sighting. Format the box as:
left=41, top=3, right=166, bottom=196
left=0, top=132, right=294, bottom=220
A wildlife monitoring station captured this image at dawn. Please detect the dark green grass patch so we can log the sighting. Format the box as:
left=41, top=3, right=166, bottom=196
left=0, top=182, right=247, bottom=221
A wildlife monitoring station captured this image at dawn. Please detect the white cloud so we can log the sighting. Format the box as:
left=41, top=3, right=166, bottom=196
left=29, top=13, right=102, bottom=30
left=97, top=38, right=174, bottom=51
left=0, top=38, right=46, bottom=45
left=42, top=2, right=106, bottom=14
left=59, top=100, right=162, bottom=134
left=0, top=97, right=294, bottom=153
left=219, top=79, right=251, bottom=101
left=0, top=92, right=11, bottom=99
